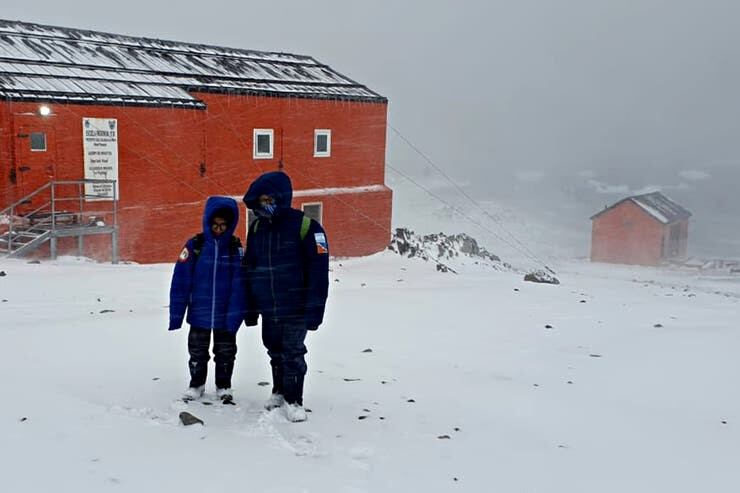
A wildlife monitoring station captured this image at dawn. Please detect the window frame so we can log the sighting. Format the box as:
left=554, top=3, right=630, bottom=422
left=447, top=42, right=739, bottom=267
left=253, top=129, right=274, bottom=159
left=301, top=201, right=323, bottom=225
left=313, top=129, right=331, bottom=158
left=30, top=131, right=47, bottom=152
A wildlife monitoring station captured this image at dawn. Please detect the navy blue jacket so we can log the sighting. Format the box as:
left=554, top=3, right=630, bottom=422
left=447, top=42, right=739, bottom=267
left=242, top=172, right=329, bottom=329
left=169, top=196, right=245, bottom=332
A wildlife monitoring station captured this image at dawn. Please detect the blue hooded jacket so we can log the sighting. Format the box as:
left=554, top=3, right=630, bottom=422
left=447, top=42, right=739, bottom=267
left=169, top=196, right=245, bottom=332
left=242, top=172, right=329, bottom=329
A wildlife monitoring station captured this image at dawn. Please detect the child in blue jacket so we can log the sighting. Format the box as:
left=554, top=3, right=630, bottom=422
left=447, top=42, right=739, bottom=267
left=169, top=196, right=245, bottom=402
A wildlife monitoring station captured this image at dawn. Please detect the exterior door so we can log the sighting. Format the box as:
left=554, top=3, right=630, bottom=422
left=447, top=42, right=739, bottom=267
left=14, top=125, right=57, bottom=209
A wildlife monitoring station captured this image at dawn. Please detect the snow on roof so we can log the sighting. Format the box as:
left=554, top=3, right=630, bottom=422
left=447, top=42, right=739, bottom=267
left=0, top=19, right=385, bottom=107
left=591, top=191, right=692, bottom=224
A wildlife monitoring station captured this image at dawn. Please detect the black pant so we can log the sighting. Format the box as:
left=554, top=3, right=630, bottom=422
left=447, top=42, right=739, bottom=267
left=188, top=327, right=237, bottom=390
left=262, top=320, right=308, bottom=405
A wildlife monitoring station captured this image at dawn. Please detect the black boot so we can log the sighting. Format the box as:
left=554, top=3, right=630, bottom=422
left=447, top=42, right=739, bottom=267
left=283, top=374, right=305, bottom=406
left=271, top=363, right=283, bottom=396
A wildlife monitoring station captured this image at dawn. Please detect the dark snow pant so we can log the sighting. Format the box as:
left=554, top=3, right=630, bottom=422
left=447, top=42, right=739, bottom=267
left=262, top=320, right=308, bottom=406
left=188, top=326, right=237, bottom=390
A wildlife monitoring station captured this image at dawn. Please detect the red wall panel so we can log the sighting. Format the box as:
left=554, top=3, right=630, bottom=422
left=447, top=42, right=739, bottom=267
left=0, top=95, right=391, bottom=263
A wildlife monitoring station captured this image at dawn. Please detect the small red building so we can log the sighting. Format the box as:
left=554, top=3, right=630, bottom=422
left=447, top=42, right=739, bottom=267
left=590, top=192, right=691, bottom=266
left=0, top=19, right=391, bottom=263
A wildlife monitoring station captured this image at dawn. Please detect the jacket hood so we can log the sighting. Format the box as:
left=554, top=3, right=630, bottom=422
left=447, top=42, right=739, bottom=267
left=243, top=172, right=293, bottom=212
left=202, top=196, right=239, bottom=241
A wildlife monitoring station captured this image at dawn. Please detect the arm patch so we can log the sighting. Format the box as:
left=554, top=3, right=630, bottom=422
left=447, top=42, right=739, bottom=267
left=314, top=232, right=328, bottom=255
left=178, top=246, right=191, bottom=262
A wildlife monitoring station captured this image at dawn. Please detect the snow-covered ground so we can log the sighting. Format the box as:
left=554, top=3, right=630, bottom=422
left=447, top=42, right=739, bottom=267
left=1, top=250, right=738, bottom=492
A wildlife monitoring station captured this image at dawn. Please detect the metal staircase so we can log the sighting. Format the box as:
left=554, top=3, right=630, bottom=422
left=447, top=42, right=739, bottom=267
left=0, top=180, right=119, bottom=263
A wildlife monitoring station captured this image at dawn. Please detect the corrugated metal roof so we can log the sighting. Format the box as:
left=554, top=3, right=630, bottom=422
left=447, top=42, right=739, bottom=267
left=591, top=191, right=692, bottom=224
left=0, top=19, right=386, bottom=107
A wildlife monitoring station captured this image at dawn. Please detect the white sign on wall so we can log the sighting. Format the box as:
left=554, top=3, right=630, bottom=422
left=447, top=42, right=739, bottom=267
left=82, top=118, right=119, bottom=201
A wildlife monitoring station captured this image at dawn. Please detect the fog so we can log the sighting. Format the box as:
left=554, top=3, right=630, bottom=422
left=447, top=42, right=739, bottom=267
left=4, top=0, right=739, bottom=258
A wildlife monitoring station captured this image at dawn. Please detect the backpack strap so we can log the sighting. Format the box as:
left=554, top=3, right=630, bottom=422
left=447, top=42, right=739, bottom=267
left=191, top=233, right=205, bottom=259
left=300, top=215, right=311, bottom=241
left=229, top=236, right=243, bottom=257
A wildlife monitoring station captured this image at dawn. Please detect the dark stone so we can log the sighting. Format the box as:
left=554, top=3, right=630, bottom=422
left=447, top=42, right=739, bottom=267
left=589, top=354, right=602, bottom=358
left=407, top=399, right=416, bottom=403
left=653, top=323, right=663, bottom=328
left=0, top=271, right=6, bottom=277
left=152, top=377, right=160, bottom=381
left=454, top=427, right=461, bottom=432
left=179, top=411, right=204, bottom=426
left=99, top=309, right=115, bottom=314
left=27, top=260, right=41, bottom=264
left=524, top=271, right=560, bottom=285
left=20, top=417, right=27, bottom=422
left=358, top=416, right=368, bottom=420
left=362, top=348, right=373, bottom=353
left=201, top=401, right=213, bottom=406
left=343, top=378, right=361, bottom=382
left=545, top=324, right=554, bottom=329
left=257, top=381, right=270, bottom=386
left=437, top=435, right=451, bottom=439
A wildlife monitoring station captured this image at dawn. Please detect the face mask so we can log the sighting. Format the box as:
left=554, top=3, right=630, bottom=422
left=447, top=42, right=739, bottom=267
left=256, top=203, right=277, bottom=217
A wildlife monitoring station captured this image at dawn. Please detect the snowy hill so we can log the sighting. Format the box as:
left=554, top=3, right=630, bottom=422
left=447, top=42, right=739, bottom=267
left=1, top=253, right=739, bottom=492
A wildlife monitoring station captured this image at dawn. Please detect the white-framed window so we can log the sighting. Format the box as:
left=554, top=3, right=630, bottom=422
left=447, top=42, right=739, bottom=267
left=302, top=202, right=323, bottom=225
left=30, top=132, right=47, bottom=152
left=314, top=129, right=331, bottom=157
left=253, top=129, right=274, bottom=159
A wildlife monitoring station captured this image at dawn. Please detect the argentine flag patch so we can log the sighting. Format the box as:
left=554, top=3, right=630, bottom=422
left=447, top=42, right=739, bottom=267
left=314, top=232, right=328, bottom=255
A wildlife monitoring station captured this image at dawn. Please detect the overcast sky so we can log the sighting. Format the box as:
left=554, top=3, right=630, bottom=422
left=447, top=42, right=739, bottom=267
left=3, top=0, right=739, bottom=254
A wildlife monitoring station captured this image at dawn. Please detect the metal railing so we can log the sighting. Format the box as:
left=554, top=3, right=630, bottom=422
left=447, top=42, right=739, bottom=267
left=0, top=179, right=119, bottom=263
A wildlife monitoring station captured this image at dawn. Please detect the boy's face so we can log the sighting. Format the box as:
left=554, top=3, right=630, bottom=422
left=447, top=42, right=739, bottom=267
left=211, top=215, right=228, bottom=236
left=255, top=194, right=277, bottom=218
left=259, top=194, right=275, bottom=207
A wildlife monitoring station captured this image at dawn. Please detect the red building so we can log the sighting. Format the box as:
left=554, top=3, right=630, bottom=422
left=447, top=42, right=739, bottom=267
left=590, top=192, right=691, bottom=266
left=0, top=19, right=391, bottom=263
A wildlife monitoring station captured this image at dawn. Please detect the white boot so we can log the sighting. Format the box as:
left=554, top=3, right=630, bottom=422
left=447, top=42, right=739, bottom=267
left=216, top=388, right=234, bottom=403
left=182, top=385, right=204, bottom=401
left=283, top=403, right=307, bottom=422
left=264, top=393, right=285, bottom=410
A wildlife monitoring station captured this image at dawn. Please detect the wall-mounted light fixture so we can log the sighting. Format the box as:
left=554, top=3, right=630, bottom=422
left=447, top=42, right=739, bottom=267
left=38, top=105, right=51, bottom=117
